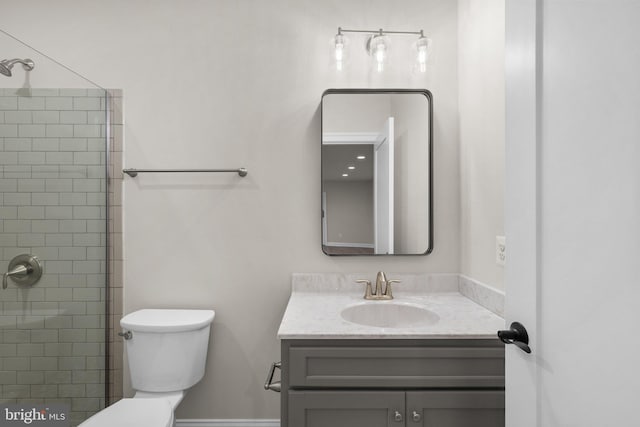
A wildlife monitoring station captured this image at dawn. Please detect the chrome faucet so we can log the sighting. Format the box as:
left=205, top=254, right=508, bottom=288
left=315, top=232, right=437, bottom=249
left=356, top=271, right=401, bottom=300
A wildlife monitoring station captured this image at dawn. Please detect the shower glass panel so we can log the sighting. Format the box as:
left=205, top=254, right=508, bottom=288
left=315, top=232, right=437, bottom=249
left=0, top=31, right=108, bottom=426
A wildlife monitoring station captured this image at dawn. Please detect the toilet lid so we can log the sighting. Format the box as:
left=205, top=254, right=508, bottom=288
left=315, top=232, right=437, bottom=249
left=79, top=398, right=173, bottom=427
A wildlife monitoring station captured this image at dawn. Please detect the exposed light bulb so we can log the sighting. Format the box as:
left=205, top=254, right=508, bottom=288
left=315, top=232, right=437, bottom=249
left=333, top=33, right=347, bottom=71
left=415, top=35, right=430, bottom=73
left=368, top=34, right=389, bottom=73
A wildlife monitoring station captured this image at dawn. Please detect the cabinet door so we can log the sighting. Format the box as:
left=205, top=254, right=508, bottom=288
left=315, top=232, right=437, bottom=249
left=406, top=391, right=504, bottom=427
left=289, top=390, right=405, bottom=427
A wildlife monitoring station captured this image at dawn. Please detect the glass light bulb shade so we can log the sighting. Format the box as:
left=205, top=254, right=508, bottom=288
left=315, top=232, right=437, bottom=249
left=367, top=35, right=389, bottom=73
left=332, top=33, right=349, bottom=71
left=414, top=36, right=431, bottom=73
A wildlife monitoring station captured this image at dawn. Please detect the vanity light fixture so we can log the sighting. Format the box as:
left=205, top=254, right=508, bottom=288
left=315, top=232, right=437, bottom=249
left=333, top=27, right=430, bottom=73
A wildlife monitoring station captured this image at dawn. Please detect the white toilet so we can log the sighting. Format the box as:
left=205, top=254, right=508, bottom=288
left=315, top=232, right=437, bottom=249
left=80, top=308, right=215, bottom=427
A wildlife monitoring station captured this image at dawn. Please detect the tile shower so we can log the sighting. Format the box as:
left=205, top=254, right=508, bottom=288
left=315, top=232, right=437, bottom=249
left=0, top=86, right=123, bottom=425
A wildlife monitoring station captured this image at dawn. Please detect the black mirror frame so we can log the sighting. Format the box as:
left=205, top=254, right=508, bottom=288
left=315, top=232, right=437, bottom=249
left=320, top=88, right=434, bottom=256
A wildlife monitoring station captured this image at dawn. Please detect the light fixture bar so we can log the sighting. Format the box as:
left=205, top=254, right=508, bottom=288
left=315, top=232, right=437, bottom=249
left=338, top=27, right=424, bottom=37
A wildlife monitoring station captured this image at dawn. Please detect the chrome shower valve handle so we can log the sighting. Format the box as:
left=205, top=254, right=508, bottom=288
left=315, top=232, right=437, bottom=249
left=2, top=254, right=43, bottom=290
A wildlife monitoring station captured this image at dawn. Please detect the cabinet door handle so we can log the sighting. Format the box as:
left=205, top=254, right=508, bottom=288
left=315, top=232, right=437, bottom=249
left=394, top=411, right=403, bottom=422
left=412, top=410, right=421, bottom=422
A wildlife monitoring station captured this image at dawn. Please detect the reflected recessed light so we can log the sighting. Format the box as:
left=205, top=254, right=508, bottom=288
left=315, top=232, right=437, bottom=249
left=347, top=166, right=355, bottom=170
left=357, top=155, right=366, bottom=160
left=342, top=173, right=349, bottom=177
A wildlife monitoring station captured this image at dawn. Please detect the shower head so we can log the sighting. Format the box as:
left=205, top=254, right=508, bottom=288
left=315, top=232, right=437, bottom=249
left=0, top=58, right=35, bottom=77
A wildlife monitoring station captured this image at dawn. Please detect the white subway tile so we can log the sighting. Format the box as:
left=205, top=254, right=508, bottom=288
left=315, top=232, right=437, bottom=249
left=4, top=138, right=32, bottom=151
left=72, top=288, right=101, bottom=301
left=0, top=152, right=18, bottom=165
left=16, top=344, right=44, bottom=357
left=31, top=329, right=59, bottom=343
left=58, top=384, right=85, bottom=398
left=17, top=179, right=45, bottom=192
left=18, top=124, right=46, bottom=137
left=0, top=124, right=18, bottom=137
left=59, top=138, right=87, bottom=151
left=74, top=125, right=100, bottom=138
left=73, top=261, right=101, bottom=274
left=30, top=384, right=59, bottom=398
left=31, top=193, right=60, bottom=206
left=4, top=111, right=32, bottom=123
left=3, top=193, right=30, bottom=205
left=31, top=165, right=59, bottom=178
left=45, top=343, right=72, bottom=357
left=59, top=247, right=86, bottom=260
left=59, top=193, right=87, bottom=206
left=59, top=275, right=87, bottom=288
left=46, top=152, right=73, bottom=165
left=45, top=206, right=73, bottom=219
left=60, top=111, right=87, bottom=124
left=43, top=261, right=73, bottom=275
left=17, top=97, right=45, bottom=110
left=59, top=165, right=87, bottom=179
left=73, top=97, right=103, bottom=111
left=46, top=124, right=74, bottom=138
left=3, top=357, right=29, bottom=371
left=58, top=302, right=86, bottom=315
left=17, top=234, right=45, bottom=247
left=73, top=206, right=101, bottom=219
left=31, top=138, right=60, bottom=151
left=0, top=234, right=17, bottom=247
left=45, top=179, right=72, bottom=192
left=18, top=152, right=46, bottom=165
left=32, top=111, right=60, bottom=124
left=59, top=329, right=87, bottom=343
left=45, top=97, right=72, bottom=110
left=16, top=206, right=44, bottom=220
left=45, top=371, right=71, bottom=385
left=31, top=357, right=57, bottom=371
left=3, top=220, right=31, bottom=233
left=44, top=315, right=72, bottom=329
left=73, top=152, right=101, bottom=165
left=31, top=246, right=59, bottom=260
left=0, top=96, right=18, bottom=110
left=0, top=178, right=18, bottom=192
left=59, top=220, right=86, bottom=233
left=73, top=234, right=100, bottom=247
left=0, top=371, right=17, bottom=384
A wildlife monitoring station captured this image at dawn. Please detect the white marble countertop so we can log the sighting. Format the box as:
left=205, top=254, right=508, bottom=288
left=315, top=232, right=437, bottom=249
left=277, top=273, right=505, bottom=340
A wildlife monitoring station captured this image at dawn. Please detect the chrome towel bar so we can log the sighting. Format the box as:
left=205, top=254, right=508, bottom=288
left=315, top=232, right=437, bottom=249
left=123, top=168, right=248, bottom=178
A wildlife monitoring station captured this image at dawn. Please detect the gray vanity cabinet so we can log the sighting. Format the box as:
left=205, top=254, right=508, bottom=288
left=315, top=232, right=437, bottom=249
left=280, top=339, right=505, bottom=427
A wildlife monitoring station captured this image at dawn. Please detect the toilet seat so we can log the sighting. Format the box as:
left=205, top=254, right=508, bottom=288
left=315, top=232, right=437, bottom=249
left=79, top=398, right=173, bottom=427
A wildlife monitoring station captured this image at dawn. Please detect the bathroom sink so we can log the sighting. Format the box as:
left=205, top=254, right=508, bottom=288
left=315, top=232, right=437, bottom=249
left=341, top=303, right=439, bottom=328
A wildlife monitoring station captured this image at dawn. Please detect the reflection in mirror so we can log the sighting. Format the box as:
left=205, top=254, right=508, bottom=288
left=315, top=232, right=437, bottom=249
left=321, top=89, right=432, bottom=256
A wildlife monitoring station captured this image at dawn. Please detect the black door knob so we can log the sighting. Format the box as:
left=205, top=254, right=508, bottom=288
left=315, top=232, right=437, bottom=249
left=498, top=321, right=531, bottom=353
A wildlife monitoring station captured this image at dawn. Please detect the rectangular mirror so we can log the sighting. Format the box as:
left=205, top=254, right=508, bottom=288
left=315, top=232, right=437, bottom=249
left=321, top=89, right=433, bottom=256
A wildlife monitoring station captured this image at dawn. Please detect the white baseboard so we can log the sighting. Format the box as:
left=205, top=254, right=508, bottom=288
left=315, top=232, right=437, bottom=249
left=176, top=420, right=280, bottom=427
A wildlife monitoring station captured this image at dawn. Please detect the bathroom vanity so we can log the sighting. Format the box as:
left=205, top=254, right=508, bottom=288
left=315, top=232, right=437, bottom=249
left=275, top=274, right=505, bottom=427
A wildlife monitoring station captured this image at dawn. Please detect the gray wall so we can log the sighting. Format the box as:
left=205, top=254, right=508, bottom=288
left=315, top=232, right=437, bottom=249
left=458, top=0, right=506, bottom=289
left=0, top=0, right=461, bottom=420
left=324, top=180, right=374, bottom=245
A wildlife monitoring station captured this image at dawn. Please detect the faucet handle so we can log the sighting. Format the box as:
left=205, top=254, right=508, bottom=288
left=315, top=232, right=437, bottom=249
left=356, top=279, right=373, bottom=298
left=384, top=279, right=401, bottom=297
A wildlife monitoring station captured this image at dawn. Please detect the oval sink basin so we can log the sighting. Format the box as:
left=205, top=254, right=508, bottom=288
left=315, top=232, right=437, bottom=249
left=341, top=303, right=439, bottom=328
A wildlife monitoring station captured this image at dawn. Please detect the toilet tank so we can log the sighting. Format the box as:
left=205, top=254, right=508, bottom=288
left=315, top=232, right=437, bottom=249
left=121, top=309, right=215, bottom=393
